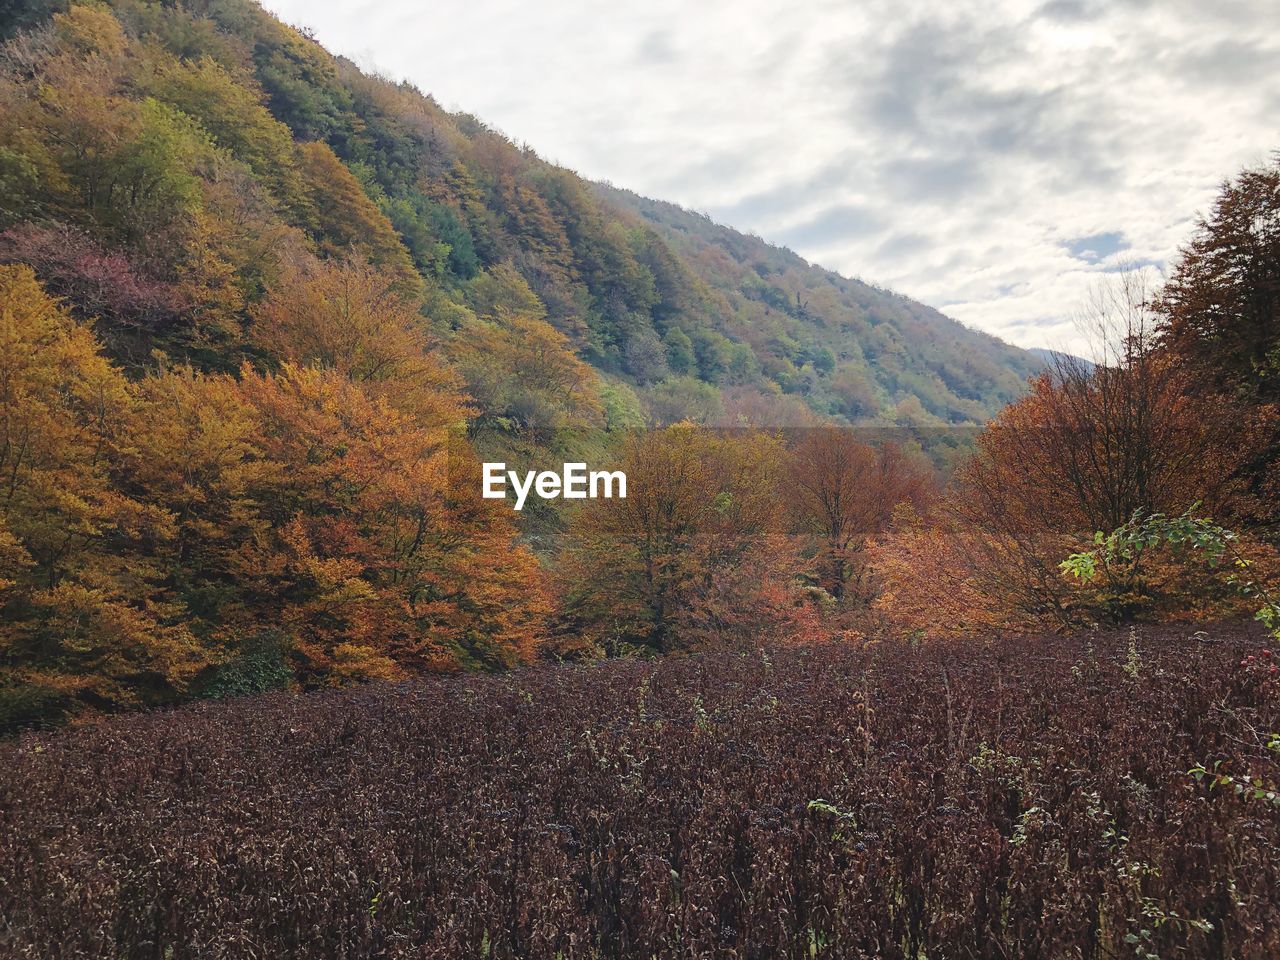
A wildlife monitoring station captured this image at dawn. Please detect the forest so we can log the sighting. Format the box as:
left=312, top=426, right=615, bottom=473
left=1, top=0, right=1279, bottom=955
left=0, top=0, right=1275, bottom=731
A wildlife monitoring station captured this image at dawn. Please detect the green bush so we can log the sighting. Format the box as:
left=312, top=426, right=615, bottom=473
left=0, top=682, right=69, bottom=736
left=198, top=634, right=293, bottom=700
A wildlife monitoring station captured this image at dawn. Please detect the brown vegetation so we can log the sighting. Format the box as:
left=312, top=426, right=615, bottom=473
left=2, top=623, right=1277, bottom=959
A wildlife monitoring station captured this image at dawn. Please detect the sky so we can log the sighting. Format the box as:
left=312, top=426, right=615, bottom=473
left=259, top=0, right=1280, bottom=356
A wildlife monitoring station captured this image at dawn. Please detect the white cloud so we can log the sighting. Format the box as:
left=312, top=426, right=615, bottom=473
left=260, top=0, right=1280, bottom=356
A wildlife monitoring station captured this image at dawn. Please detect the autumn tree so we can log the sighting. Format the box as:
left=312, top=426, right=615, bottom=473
left=970, top=275, right=1252, bottom=537
left=868, top=506, right=1018, bottom=639
left=0, top=223, right=193, bottom=336
left=123, top=361, right=274, bottom=634
left=1158, top=156, right=1280, bottom=519
left=873, top=275, right=1261, bottom=633
left=0, top=266, right=210, bottom=718
left=249, top=254, right=468, bottom=426
left=229, top=364, right=547, bottom=678
left=556, top=425, right=812, bottom=655
left=1159, top=156, right=1280, bottom=404
left=296, top=141, right=419, bottom=291
left=449, top=309, right=602, bottom=432
left=787, top=427, right=932, bottom=601
left=127, top=359, right=547, bottom=684
left=135, top=51, right=309, bottom=215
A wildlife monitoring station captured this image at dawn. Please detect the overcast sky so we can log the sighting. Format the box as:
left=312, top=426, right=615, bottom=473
left=260, top=0, right=1278, bottom=355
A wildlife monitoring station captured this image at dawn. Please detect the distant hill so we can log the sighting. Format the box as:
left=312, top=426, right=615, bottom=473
left=0, top=0, right=1042, bottom=428
left=1028, top=348, right=1095, bottom=373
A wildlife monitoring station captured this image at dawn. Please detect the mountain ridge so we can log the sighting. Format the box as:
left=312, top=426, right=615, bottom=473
left=0, top=0, right=1044, bottom=429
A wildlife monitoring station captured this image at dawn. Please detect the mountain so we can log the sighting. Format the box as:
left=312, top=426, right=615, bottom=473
left=0, top=0, right=1041, bottom=431
left=1028, top=348, right=1095, bottom=373
left=601, top=185, right=1044, bottom=424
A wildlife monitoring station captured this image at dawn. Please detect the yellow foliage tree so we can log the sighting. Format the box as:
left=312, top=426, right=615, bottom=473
left=0, top=265, right=210, bottom=713
left=136, top=51, right=309, bottom=215
left=250, top=254, right=468, bottom=426
left=450, top=310, right=602, bottom=431
left=296, top=141, right=419, bottom=291
left=556, top=425, right=808, bottom=655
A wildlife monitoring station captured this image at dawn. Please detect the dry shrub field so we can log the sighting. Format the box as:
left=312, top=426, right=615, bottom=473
left=2, top=624, right=1278, bottom=959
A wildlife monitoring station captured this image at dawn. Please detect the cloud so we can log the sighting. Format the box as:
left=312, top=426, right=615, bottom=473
left=874, top=231, right=932, bottom=260
left=1176, top=37, right=1276, bottom=87
left=881, top=155, right=989, bottom=202
left=259, top=0, right=1280, bottom=356
left=1036, top=0, right=1098, bottom=21
left=778, top=204, right=886, bottom=251
left=1064, top=231, right=1129, bottom=262
left=635, top=29, right=677, bottom=65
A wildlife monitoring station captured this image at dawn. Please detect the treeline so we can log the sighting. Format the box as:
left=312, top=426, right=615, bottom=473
left=2, top=208, right=1275, bottom=730
left=0, top=253, right=938, bottom=726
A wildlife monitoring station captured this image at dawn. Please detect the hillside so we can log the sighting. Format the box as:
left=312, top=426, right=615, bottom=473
left=1027, top=346, right=1095, bottom=372
left=0, top=0, right=1045, bottom=721
left=0, top=0, right=1041, bottom=431
left=601, top=185, right=1043, bottom=424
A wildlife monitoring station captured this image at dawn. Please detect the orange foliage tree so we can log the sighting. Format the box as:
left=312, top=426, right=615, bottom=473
left=555, top=425, right=815, bottom=656
left=0, top=265, right=211, bottom=716
left=230, top=363, right=546, bottom=678
left=873, top=277, right=1262, bottom=635
left=126, top=361, right=548, bottom=683
left=787, top=426, right=932, bottom=602
left=249, top=254, right=468, bottom=425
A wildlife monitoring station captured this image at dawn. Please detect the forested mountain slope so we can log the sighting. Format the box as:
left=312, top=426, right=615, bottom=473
left=602, top=185, right=1043, bottom=424
left=0, top=0, right=1041, bottom=430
